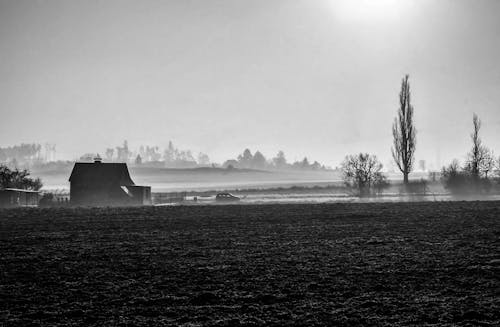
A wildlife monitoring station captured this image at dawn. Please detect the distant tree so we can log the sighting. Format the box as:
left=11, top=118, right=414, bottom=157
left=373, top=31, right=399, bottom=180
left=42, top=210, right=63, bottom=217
left=480, top=150, right=495, bottom=179
left=197, top=152, right=210, bottom=166
left=252, top=151, right=267, bottom=169
left=0, top=165, right=43, bottom=191
left=468, top=113, right=481, bottom=178
left=441, top=158, right=493, bottom=194
left=163, top=141, right=176, bottom=163
left=496, top=156, right=500, bottom=178
left=105, top=148, right=114, bottom=161
left=441, top=160, right=470, bottom=193
left=0, top=149, right=7, bottom=163
left=223, top=149, right=328, bottom=172
left=391, top=74, right=416, bottom=185
left=185, top=150, right=195, bottom=162
left=439, top=114, right=495, bottom=194
left=154, top=146, right=162, bottom=161
left=301, top=157, right=310, bottom=169
left=223, top=159, right=239, bottom=169
left=177, top=151, right=187, bottom=161
left=341, top=153, right=387, bottom=196
left=272, top=151, right=287, bottom=169
left=0, top=143, right=42, bottom=165
left=135, top=154, right=142, bottom=165
left=43, top=143, right=56, bottom=163
left=146, top=146, right=162, bottom=162
left=311, top=161, right=322, bottom=170
left=116, top=140, right=130, bottom=162
left=465, top=113, right=491, bottom=180
left=237, top=149, right=253, bottom=168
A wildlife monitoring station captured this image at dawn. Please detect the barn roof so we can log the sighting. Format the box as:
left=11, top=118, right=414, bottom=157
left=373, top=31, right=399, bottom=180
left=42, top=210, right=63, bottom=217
left=0, top=188, right=40, bottom=193
left=69, top=162, right=135, bottom=186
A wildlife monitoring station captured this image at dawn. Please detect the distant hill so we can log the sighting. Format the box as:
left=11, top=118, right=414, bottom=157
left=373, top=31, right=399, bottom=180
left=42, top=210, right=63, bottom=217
left=30, top=162, right=340, bottom=191
left=131, top=166, right=271, bottom=174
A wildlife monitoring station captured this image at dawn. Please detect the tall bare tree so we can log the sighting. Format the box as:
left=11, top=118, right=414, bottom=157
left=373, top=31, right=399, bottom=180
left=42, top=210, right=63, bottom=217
left=391, top=74, right=416, bottom=185
left=466, top=113, right=490, bottom=179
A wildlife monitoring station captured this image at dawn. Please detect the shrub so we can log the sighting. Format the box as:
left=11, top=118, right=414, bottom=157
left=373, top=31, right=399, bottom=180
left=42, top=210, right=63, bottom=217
left=341, top=153, right=389, bottom=197
left=403, top=179, right=429, bottom=195
left=441, top=160, right=491, bottom=194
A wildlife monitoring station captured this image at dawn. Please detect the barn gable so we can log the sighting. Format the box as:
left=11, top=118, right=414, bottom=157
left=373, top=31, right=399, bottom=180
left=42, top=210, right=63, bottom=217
left=69, top=162, right=135, bottom=186
left=68, top=161, right=151, bottom=206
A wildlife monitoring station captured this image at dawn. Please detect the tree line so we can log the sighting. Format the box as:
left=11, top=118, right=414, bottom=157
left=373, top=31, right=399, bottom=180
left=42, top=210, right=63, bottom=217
left=0, top=144, right=42, bottom=166
left=1, top=140, right=331, bottom=172
left=76, top=141, right=211, bottom=169
left=341, top=74, right=500, bottom=196
left=82, top=142, right=330, bottom=171
left=222, top=149, right=329, bottom=171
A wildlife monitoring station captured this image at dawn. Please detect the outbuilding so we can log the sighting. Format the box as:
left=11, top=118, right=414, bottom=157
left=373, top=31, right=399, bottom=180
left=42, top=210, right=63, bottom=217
left=69, top=158, right=151, bottom=206
left=0, top=188, right=40, bottom=208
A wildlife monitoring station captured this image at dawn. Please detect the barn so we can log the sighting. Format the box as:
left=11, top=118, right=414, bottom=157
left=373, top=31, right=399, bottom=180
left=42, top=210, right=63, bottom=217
left=0, top=188, right=40, bottom=208
left=69, top=159, right=151, bottom=207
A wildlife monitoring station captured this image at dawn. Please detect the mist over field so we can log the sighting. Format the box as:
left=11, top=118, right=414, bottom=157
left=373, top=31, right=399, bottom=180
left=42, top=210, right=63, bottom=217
left=2, top=0, right=500, bottom=197
left=1, top=0, right=500, bottom=168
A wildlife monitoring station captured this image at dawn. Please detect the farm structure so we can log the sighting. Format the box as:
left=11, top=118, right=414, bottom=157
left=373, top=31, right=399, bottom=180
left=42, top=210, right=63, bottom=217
left=0, top=188, right=40, bottom=208
left=69, top=159, right=151, bottom=207
left=153, top=192, right=187, bottom=204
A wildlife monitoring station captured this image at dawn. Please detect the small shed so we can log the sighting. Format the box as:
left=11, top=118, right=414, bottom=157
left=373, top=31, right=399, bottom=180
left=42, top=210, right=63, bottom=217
left=0, top=188, right=40, bottom=208
left=69, top=159, right=151, bottom=207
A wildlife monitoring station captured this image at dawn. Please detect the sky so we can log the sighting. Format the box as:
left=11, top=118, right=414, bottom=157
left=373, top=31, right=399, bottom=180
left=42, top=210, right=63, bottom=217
left=1, top=0, right=499, bottom=169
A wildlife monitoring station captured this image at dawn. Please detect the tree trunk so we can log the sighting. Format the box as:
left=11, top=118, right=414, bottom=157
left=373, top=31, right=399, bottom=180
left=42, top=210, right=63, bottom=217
left=403, top=173, right=409, bottom=185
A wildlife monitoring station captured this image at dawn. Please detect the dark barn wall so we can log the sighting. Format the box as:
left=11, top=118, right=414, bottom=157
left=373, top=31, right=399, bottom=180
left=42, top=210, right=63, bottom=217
left=127, top=186, right=152, bottom=205
left=70, top=182, right=130, bottom=206
left=70, top=183, right=150, bottom=207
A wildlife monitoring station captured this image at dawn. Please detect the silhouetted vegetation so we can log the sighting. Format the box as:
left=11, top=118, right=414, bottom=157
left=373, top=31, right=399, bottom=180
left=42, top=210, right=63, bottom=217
left=2, top=80, right=500, bottom=200
left=341, top=153, right=388, bottom=196
left=101, top=140, right=209, bottom=168
left=441, top=114, right=498, bottom=194
left=71, top=142, right=330, bottom=171
left=392, top=74, right=416, bottom=186
left=38, top=193, right=55, bottom=207
left=0, top=165, right=43, bottom=191
left=223, top=149, right=329, bottom=171
left=465, top=114, right=495, bottom=179
left=402, top=179, right=429, bottom=195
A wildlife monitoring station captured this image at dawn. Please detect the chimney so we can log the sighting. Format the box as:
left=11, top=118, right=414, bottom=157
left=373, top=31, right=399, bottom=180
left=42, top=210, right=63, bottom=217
left=94, top=154, right=102, bottom=163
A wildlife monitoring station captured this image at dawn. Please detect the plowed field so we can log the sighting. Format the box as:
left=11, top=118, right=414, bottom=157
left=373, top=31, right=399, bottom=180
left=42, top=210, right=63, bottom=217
left=1, top=202, right=499, bottom=326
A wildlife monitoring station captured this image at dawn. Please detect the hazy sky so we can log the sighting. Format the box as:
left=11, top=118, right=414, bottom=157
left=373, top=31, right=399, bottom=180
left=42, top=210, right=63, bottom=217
left=1, top=0, right=499, bottom=169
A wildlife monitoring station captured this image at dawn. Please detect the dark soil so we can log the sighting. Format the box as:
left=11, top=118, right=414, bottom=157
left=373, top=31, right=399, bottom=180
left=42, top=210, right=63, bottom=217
left=1, top=202, right=499, bottom=326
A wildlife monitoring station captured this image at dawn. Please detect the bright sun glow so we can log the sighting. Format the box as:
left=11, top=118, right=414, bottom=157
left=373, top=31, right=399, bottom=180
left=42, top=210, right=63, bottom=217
left=331, top=0, right=412, bottom=23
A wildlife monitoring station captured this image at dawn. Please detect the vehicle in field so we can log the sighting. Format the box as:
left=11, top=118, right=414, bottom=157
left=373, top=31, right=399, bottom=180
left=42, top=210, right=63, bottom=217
left=215, top=192, right=240, bottom=202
